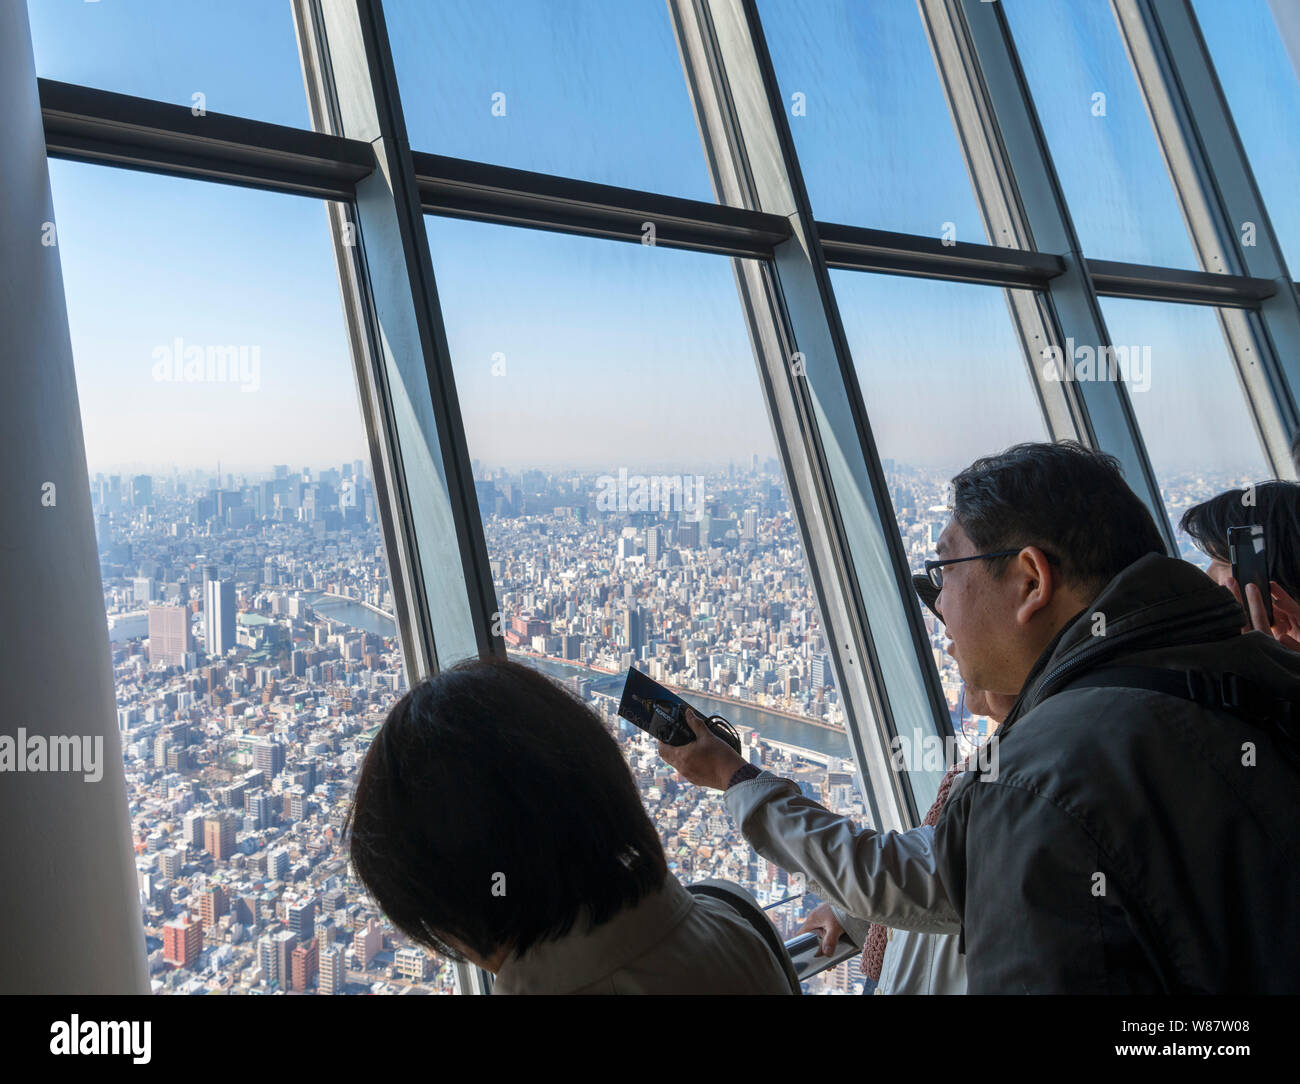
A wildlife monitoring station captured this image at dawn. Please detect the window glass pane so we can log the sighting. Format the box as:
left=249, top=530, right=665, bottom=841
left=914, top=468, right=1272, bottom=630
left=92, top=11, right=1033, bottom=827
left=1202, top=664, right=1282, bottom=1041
left=26, top=0, right=309, bottom=128
left=384, top=0, right=714, bottom=201
left=48, top=162, right=448, bottom=994
left=1002, top=0, right=1199, bottom=268
left=1099, top=297, right=1271, bottom=566
left=831, top=271, right=1049, bottom=748
left=1193, top=0, right=1300, bottom=271
left=757, top=0, right=986, bottom=240
left=428, top=218, right=868, bottom=989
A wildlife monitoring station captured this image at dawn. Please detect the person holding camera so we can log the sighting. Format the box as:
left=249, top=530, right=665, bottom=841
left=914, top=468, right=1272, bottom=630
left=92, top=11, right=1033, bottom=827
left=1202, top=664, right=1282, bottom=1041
left=662, top=442, right=1300, bottom=993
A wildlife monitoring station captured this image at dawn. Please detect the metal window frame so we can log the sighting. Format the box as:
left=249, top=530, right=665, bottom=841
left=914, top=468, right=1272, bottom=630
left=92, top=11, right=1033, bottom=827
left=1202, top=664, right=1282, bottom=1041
left=666, top=0, right=956, bottom=826
left=290, top=0, right=503, bottom=997
left=27, top=0, right=1300, bottom=990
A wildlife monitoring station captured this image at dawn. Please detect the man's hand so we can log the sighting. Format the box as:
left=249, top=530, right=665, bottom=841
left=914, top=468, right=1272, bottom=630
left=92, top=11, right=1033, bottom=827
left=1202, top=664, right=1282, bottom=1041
left=657, top=706, right=747, bottom=791
left=796, top=902, right=848, bottom=958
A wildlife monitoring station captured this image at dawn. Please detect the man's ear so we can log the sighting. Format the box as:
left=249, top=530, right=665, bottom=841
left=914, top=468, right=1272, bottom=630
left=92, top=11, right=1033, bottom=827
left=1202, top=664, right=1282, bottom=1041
left=1013, top=546, right=1055, bottom=625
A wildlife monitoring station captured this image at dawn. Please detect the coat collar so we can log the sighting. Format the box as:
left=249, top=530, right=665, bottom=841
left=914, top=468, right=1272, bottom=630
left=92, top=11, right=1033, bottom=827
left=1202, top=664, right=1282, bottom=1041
left=491, top=875, right=694, bottom=994
left=1001, top=553, right=1244, bottom=732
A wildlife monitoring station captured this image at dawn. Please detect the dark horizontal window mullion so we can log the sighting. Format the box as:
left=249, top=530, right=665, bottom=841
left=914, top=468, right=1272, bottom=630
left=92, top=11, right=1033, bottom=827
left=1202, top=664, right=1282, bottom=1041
left=816, top=220, right=1063, bottom=289
left=413, top=150, right=790, bottom=258
left=40, top=77, right=374, bottom=200
left=1087, top=258, right=1275, bottom=308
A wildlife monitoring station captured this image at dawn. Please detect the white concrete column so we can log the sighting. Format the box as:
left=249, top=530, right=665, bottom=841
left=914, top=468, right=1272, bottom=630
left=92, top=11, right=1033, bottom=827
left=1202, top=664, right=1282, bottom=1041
left=0, top=2, right=148, bottom=993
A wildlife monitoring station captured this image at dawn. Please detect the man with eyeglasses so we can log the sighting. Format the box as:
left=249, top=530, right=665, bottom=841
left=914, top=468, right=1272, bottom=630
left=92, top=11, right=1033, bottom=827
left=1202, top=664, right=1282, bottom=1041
left=660, top=441, right=1300, bottom=993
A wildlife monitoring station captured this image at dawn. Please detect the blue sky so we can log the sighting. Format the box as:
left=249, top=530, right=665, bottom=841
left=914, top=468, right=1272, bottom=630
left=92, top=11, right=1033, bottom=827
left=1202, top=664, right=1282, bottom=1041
left=26, top=0, right=1296, bottom=484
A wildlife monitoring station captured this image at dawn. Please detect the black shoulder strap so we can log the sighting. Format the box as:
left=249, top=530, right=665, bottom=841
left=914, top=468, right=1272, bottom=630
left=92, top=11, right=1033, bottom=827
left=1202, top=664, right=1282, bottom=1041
left=686, top=882, right=801, bottom=995
left=1063, top=665, right=1300, bottom=747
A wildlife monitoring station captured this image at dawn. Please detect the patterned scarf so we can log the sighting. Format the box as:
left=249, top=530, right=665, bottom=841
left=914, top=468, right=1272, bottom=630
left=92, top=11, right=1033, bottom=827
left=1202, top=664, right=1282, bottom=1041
left=860, top=762, right=963, bottom=984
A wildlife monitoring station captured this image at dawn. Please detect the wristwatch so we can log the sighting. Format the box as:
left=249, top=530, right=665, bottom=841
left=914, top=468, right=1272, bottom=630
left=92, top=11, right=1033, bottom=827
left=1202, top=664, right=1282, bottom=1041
left=726, top=763, right=762, bottom=789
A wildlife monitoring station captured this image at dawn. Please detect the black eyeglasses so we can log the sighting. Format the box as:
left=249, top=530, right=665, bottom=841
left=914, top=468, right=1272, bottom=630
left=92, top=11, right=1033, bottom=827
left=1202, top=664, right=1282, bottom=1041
left=923, top=549, right=1059, bottom=589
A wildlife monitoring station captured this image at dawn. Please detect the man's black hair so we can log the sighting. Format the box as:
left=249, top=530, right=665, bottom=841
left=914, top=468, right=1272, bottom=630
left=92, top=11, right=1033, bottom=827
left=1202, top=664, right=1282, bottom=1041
left=344, top=655, right=668, bottom=963
left=1180, top=480, right=1300, bottom=600
left=949, top=440, right=1167, bottom=594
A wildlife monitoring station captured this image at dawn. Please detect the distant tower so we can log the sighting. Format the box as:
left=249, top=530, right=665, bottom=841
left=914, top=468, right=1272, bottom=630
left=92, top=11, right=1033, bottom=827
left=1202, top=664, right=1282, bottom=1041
left=623, top=608, right=643, bottom=654
left=204, top=575, right=235, bottom=658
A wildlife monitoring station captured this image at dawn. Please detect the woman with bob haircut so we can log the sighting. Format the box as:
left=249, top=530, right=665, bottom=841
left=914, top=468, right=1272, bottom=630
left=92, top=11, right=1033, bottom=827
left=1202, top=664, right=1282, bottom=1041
left=344, top=655, right=793, bottom=994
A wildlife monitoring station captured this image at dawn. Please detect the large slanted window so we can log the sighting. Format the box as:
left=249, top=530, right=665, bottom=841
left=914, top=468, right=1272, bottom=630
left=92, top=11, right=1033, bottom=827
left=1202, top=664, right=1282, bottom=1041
left=46, top=160, right=450, bottom=995
left=27, top=0, right=308, bottom=128
left=425, top=216, right=868, bottom=987
left=1099, top=296, right=1273, bottom=565
left=757, top=0, right=986, bottom=240
left=384, top=0, right=716, bottom=200
left=1193, top=0, right=1300, bottom=272
left=1001, top=0, right=1200, bottom=268
left=831, top=272, right=1049, bottom=748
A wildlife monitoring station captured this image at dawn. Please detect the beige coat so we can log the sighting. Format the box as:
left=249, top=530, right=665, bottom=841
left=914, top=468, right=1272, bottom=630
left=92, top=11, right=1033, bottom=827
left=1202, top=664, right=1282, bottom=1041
left=491, top=873, right=794, bottom=994
left=725, top=771, right=966, bottom=994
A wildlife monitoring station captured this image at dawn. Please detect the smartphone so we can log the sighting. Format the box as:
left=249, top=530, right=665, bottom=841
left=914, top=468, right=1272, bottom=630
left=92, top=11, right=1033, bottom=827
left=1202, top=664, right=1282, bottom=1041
left=616, top=667, right=742, bottom=752
left=1229, top=524, right=1274, bottom=626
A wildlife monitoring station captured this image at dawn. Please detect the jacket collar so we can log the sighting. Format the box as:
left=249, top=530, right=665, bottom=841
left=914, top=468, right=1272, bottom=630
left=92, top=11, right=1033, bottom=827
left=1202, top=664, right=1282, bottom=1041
left=1000, top=553, right=1244, bottom=732
left=491, top=875, right=694, bottom=994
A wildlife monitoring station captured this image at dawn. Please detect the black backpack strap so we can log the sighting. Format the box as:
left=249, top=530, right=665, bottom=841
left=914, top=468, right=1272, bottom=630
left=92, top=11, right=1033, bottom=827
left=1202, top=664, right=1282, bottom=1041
left=686, top=880, right=802, bottom=995
left=1063, top=665, right=1299, bottom=743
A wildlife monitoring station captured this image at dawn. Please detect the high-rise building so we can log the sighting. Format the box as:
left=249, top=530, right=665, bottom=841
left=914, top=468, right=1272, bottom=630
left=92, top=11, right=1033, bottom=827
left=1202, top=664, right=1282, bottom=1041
left=285, top=787, right=307, bottom=822
left=253, top=739, right=284, bottom=779
left=133, top=576, right=156, bottom=605
left=257, top=936, right=278, bottom=987
left=182, top=811, right=205, bottom=848
left=289, top=897, right=316, bottom=942
left=291, top=937, right=319, bottom=992
left=148, top=604, right=193, bottom=667
left=742, top=507, right=758, bottom=541
left=810, top=652, right=832, bottom=691
left=319, top=943, right=345, bottom=995
left=623, top=607, right=643, bottom=654
left=130, top=473, right=153, bottom=508
left=158, top=847, right=181, bottom=879
left=162, top=913, right=202, bottom=968
left=203, top=574, right=236, bottom=658
left=353, top=917, right=383, bottom=968
left=199, top=884, right=228, bottom=932
left=645, top=525, right=661, bottom=564
left=267, top=846, right=290, bottom=882
left=204, top=811, right=238, bottom=863
left=246, top=789, right=272, bottom=830
left=273, top=929, right=299, bottom=988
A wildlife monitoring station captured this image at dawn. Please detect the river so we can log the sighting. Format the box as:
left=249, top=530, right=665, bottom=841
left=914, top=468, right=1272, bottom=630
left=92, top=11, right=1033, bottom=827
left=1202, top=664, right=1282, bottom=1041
left=302, top=595, right=849, bottom=758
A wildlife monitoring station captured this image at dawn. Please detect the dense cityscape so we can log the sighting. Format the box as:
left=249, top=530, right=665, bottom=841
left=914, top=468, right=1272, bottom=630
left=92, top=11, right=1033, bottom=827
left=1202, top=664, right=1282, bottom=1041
left=92, top=456, right=1249, bottom=996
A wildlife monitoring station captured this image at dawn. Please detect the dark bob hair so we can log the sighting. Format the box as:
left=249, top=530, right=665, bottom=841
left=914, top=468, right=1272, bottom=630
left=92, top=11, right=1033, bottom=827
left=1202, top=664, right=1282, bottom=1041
left=344, top=656, right=667, bottom=963
left=950, top=440, right=1167, bottom=594
left=1179, top=480, right=1300, bottom=599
